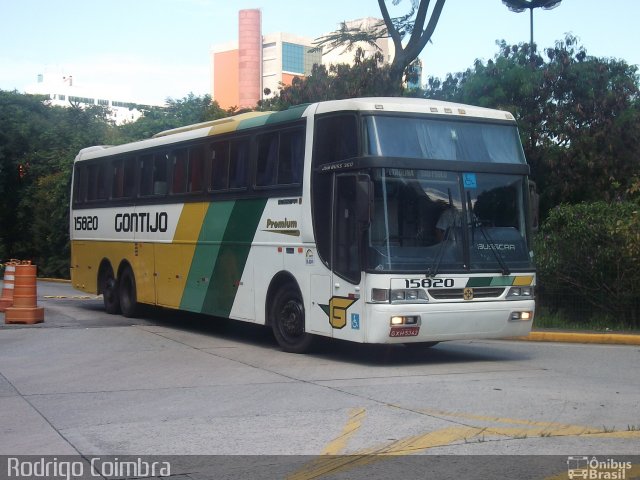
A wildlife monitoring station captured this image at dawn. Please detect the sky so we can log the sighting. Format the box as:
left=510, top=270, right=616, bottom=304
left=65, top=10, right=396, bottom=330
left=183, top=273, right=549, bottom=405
left=1, top=0, right=638, bottom=105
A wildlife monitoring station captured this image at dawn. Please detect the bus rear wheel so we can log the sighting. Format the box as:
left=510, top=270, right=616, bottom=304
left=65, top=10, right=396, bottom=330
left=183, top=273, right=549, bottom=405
left=118, top=267, right=138, bottom=318
left=270, top=283, right=314, bottom=353
left=100, top=266, right=120, bottom=314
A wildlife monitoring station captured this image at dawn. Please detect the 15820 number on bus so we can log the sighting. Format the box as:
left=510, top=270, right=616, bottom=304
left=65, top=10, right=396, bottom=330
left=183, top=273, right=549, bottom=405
left=404, top=278, right=454, bottom=289
left=74, top=215, right=99, bottom=231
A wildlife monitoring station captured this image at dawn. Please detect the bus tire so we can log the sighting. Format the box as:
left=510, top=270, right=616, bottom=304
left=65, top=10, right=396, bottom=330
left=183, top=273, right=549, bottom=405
left=100, top=266, right=120, bottom=314
left=270, top=283, right=314, bottom=353
left=118, top=266, right=138, bottom=318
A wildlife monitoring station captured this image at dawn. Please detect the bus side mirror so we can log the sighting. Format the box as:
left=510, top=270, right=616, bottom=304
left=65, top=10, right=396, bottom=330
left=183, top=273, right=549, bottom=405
left=356, top=174, right=373, bottom=228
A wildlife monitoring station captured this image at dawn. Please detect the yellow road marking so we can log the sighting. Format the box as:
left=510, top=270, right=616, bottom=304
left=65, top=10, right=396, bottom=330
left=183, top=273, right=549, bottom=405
left=288, top=407, right=640, bottom=480
left=320, top=407, right=366, bottom=455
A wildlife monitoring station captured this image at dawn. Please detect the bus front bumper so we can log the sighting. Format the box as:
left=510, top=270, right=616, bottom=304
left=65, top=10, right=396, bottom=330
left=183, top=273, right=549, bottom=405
left=365, top=300, right=535, bottom=344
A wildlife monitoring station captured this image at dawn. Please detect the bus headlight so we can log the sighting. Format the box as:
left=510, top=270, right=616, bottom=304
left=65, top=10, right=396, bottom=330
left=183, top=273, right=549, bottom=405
left=510, top=311, right=533, bottom=321
left=371, top=288, right=389, bottom=303
left=390, top=315, right=420, bottom=326
left=371, top=289, right=429, bottom=303
left=507, top=286, right=534, bottom=299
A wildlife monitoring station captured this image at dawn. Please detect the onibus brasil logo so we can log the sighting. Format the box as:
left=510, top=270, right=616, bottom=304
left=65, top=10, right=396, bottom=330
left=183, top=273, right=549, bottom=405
left=567, top=456, right=632, bottom=479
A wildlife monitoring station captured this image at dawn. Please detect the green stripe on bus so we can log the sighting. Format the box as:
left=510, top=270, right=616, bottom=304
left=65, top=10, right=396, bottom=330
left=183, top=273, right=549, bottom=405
left=179, top=201, right=236, bottom=312
left=466, top=276, right=515, bottom=287
left=465, top=277, right=493, bottom=287
left=490, top=276, right=516, bottom=287
left=237, top=106, right=307, bottom=131
left=200, top=198, right=268, bottom=318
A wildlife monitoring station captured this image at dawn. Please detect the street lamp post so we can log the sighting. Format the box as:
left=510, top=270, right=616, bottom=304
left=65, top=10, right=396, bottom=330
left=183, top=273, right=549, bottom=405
left=502, top=0, right=562, bottom=49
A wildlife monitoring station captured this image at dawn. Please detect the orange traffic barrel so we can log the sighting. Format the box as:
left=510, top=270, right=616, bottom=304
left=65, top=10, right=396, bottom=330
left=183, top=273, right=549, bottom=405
left=5, top=263, right=44, bottom=324
left=0, top=261, right=17, bottom=312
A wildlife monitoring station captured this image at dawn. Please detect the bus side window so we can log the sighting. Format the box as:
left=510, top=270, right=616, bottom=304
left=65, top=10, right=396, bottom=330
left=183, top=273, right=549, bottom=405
left=87, top=163, right=109, bottom=202
left=210, top=141, right=230, bottom=191
left=123, top=157, right=136, bottom=198
left=256, top=132, right=279, bottom=187
left=188, top=145, right=204, bottom=193
left=230, top=139, right=249, bottom=189
left=112, top=157, right=137, bottom=199
left=152, top=153, right=168, bottom=195
left=171, top=148, right=188, bottom=194
left=279, top=128, right=304, bottom=185
left=139, top=154, right=154, bottom=196
left=314, top=115, right=358, bottom=164
left=74, top=165, right=88, bottom=204
left=112, top=158, right=125, bottom=198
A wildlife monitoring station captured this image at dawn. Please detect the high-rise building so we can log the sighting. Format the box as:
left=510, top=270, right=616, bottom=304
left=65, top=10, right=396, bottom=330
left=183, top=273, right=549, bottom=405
left=211, top=10, right=399, bottom=110
left=211, top=9, right=322, bottom=110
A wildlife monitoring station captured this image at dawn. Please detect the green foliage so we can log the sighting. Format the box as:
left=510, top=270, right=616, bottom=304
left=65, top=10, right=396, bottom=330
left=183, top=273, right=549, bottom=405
left=534, top=201, right=640, bottom=326
left=118, top=94, right=228, bottom=142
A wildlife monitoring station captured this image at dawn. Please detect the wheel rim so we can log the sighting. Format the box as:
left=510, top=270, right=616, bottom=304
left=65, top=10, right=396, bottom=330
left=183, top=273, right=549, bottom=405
left=278, top=299, right=304, bottom=340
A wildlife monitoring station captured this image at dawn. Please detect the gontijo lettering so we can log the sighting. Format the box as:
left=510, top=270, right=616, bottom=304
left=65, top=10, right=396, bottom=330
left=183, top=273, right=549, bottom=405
left=115, top=212, right=168, bottom=233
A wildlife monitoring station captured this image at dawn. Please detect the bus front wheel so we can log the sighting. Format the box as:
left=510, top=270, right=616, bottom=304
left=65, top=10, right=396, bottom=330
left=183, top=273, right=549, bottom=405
left=270, top=283, right=314, bottom=354
left=118, top=267, right=138, bottom=318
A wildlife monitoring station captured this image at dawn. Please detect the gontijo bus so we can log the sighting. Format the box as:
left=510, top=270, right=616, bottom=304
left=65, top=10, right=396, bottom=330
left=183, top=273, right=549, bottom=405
left=70, top=97, right=536, bottom=353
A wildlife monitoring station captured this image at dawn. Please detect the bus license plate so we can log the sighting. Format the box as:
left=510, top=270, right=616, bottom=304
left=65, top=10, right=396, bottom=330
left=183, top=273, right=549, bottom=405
left=389, top=326, right=420, bottom=337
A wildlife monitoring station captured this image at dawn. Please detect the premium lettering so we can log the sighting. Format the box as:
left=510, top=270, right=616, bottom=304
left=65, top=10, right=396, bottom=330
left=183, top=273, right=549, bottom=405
left=266, top=218, right=297, bottom=229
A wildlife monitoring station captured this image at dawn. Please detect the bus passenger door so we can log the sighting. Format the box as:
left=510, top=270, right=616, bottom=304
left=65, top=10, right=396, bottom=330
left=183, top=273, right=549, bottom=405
left=328, top=174, right=370, bottom=343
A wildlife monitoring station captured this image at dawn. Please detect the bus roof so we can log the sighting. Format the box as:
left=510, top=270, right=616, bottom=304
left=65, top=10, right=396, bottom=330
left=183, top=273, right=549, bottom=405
left=74, top=97, right=515, bottom=163
left=313, top=97, right=516, bottom=122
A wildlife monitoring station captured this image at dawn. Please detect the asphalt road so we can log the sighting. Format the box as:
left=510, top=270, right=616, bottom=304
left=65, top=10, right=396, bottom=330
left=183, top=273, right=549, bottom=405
left=0, top=281, right=638, bottom=479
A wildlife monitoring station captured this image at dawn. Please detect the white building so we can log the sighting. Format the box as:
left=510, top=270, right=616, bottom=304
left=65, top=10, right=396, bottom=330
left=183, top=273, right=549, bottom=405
left=24, top=73, right=162, bottom=125
left=320, top=17, right=395, bottom=67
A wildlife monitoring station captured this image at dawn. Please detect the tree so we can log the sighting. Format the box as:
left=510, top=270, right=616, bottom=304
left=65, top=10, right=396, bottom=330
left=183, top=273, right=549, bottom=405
left=313, top=0, right=446, bottom=90
left=117, top=94, right=228, bottom=142
left=258, top=49, right=405, bottom=110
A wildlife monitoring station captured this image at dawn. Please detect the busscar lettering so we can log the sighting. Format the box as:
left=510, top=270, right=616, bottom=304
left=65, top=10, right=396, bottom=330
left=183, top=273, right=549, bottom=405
left=477, top=243, right=516, bottom=251
left=115, top=212, right=168, bottom=233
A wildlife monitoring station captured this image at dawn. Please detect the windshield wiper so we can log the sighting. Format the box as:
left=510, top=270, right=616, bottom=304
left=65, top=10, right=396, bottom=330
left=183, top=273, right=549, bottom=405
left=427, top=188, right=454, bottom=278
left=467, top=192, right=510, bottom=276
left=426, top=223, right=453, bottom=278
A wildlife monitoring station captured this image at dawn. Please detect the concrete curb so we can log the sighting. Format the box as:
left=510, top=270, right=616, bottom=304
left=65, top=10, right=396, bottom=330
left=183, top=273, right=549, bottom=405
left=38, top=278, right=71, bottom=283
left=513, top=331, right=640, bottom=346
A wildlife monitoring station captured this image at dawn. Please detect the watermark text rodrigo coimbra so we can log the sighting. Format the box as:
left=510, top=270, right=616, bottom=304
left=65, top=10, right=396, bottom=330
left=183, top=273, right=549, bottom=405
left=7, top=457, right=171, bottom=479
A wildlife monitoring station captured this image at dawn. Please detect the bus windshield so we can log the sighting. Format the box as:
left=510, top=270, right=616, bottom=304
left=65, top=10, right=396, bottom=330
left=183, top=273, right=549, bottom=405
left=367, top=168, right=533, bottom=273
left=365, top=115, right=526, bottom=164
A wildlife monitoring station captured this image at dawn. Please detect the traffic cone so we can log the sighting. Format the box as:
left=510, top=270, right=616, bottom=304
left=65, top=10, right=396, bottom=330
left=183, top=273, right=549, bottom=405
left=5, top=262, right=44, bottom=324
left=0, top=261, right=18, bottom=312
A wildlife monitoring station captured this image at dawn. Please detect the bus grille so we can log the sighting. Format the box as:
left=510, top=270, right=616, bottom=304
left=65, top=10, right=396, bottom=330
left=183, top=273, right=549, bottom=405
left=428, top=287, right=505, bottom=300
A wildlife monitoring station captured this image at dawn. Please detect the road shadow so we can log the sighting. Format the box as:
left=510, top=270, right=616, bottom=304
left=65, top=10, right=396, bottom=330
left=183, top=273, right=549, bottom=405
left=57, top=297, right=533, bottom=366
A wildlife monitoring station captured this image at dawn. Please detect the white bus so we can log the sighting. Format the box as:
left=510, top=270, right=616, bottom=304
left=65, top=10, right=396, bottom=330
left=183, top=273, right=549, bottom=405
left=70, top=97, right=535, bottom=352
